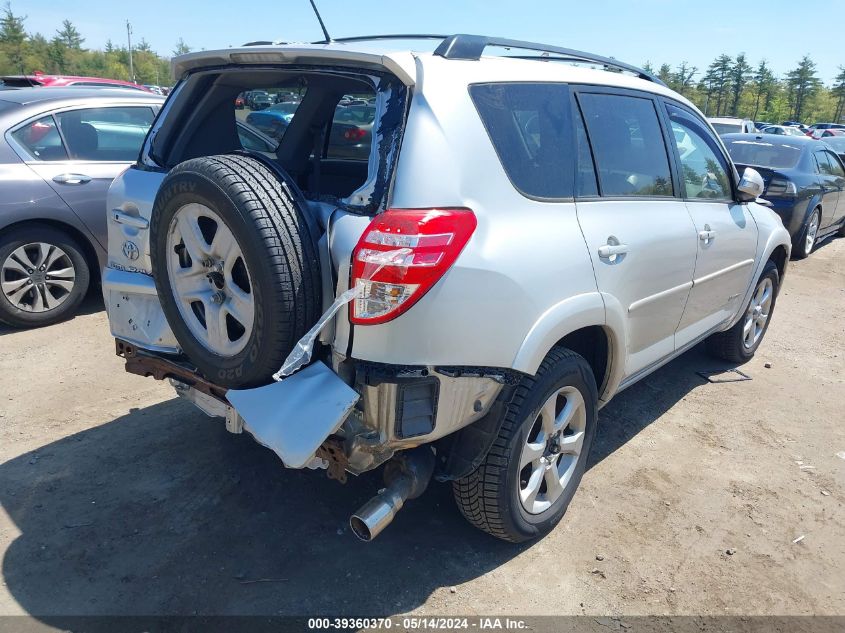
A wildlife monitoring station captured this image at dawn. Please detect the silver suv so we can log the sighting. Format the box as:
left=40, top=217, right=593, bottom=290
left=104, top=35, right=791, bottom=543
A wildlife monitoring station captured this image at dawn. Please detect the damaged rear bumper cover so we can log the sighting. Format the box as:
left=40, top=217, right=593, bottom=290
left=116, top=340, right=510, bottom=478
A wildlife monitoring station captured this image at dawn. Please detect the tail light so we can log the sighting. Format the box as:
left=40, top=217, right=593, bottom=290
left=343, top=127, right=366, bottom=141
left=766, top=177, right=796, bottom=196
left=350, top=208, right=477, bottom=325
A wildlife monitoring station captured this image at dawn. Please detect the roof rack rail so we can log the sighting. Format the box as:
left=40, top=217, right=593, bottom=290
left=311, top=34, right=449, bottom=45
left=433, top=34, right=664, bottom=85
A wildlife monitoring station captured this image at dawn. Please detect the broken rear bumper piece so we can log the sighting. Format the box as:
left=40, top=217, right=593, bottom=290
left=115, top=339, right=509, bottom=480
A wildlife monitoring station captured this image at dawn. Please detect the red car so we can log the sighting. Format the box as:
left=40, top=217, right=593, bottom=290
left=0, top=72, right=152, bottom=92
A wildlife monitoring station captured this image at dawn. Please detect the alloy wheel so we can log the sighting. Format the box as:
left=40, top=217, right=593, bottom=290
left=166, top=203, right=255, bottom=356
left=1, top=242, right=76, bottom=313
left=805, top=212, right=819, bottom=256
left=518, top=386, right=587, bottom=515
left=742, top=276, right=773, bottom=350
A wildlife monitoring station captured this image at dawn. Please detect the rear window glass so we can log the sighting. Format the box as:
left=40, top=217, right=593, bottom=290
left=724, top=140, right=802, bottom=169
left=470, top=82, right=573, bottom=199
left=711, top=122, right=742, bottom=135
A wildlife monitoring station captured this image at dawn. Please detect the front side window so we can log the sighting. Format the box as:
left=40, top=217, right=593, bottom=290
left=10, top=115, right=68, bottom=161
left=578, top=92, right=673, bottom=197
left=54, top=106, right=155, bottom=161
left=470, top=82, right=573, bottom=199
left=666, top=104, right=731, bottom=200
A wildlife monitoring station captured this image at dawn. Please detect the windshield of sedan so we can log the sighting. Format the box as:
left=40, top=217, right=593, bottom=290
left=724, top=139, right=802, bottom=169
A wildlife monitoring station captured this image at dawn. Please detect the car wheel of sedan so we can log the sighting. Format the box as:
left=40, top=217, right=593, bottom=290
left=452, top=347, right=597, bottom=542
left=0, top=224, right=90, bottom=328
left=794, top=208, right=820, bottom=259
left=706, top=260, right=779, bottom=363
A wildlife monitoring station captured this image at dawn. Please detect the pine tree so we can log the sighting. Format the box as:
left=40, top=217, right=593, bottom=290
left=701, top=55, right=733, bottom=116
left=729, top=53, right=752, bottom=116
left=751, top=60, right=776, bottom=119
left=173, top=38, right=191, bottom=56
left=55, top=19, right=83, bottom=49
left=831, top=67, right=845, bottom=123
left=0, top=2, right=27, bottom=71
left=672, top=62, right=697, bottom=97
left=786, top=55, right=821, bottom=121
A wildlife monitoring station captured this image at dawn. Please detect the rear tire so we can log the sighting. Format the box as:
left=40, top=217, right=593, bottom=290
left=705, top=261, right=779, bottom=363
left=452, top=347, right=597, bottom=542
left=150, top=154, right=322, bottom=388
left=0, top=224, right=90, bottom=329
left=793, top=208, right=819, bottom=259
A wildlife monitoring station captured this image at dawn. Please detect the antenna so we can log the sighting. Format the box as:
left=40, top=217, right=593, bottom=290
left=309, top=0, right=332, bottom=43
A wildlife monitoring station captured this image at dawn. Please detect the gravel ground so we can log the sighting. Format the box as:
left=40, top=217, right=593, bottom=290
left=0, top=236, right=843, bottom=620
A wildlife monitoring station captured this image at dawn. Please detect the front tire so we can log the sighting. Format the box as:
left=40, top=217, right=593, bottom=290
left=0, top=224, right=90, bottom=328
left=705, top=260, right=779, bottom=363
left=452, top=347, right=598, bottom=542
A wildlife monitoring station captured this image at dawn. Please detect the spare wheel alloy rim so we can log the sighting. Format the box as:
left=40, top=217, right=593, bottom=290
left=1, top=242, right=76, bottom=312
left=166, top=203, right=255, bottom=356
left=518, top=385, right=587, bottom=515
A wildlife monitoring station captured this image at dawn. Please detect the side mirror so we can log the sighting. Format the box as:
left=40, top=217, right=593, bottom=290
left=737, top=167, right=765, bottom=201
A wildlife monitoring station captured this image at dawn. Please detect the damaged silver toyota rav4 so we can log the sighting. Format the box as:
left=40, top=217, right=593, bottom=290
left=104, top=35, right=791, bottom=542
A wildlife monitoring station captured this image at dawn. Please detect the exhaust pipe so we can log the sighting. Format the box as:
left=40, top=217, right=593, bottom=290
left=350, top=447, right=435, bottom=541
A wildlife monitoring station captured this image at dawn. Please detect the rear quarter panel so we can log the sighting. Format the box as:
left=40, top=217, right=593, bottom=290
left=348, top=58, right=604, bottom=373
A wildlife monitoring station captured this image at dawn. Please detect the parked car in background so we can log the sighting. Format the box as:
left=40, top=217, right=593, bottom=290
left=245, top=101, right=301, bottom=139
left=811, top=128, right=845, bottom=139
left=761, top=125, right=808, bottom=137
left=808, top=122, right=845, bottom=131
left=143, top=85, right=166, bottom=96
left=709, top=117, right=756, bottom=135
left=0, top=73, right=152, bottom=92
left=103, top=35, right=791, bottom=543
left=327, top=103, right=375, bottom=159
left=822, top=136, right=845, bottom=164
left=782, top=121, right=808, bottom=131
left=0, top=88, right=164, bottom=327
left=722, top=133, right=845, bottom=258
left=244, top=90, right=273, bottom=110
left=755, top=121, right=773, bottom=131
left=235, top=94, right=245, bottom=109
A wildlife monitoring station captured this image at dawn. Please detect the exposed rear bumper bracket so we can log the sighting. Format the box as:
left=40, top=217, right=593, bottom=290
left=115, top=339, right=229, bottom=403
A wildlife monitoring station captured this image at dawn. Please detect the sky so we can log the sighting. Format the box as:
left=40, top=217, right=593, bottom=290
left=15, top=0, right=845, bottom=83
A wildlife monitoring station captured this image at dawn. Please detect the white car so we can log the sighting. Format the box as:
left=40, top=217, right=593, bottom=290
left=708, top=117, right=757, bottom=135
left=762, top=125, right=809, bottom=137
left=103, top=34, right=792, bottom=543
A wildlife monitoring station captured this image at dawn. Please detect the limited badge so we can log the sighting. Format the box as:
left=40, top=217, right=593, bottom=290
left=122, top=240, right=140, bottom=261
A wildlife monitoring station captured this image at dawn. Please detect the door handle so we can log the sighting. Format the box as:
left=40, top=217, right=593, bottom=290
left=52, top=173, right=91, bottom=185
left=698, top=224, right=717, bottom=243
left=597, top=243, right=629, bottom=258
left=111, top=209, right=149, bottom=230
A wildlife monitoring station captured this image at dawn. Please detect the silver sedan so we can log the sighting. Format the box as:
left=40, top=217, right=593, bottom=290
left=0, top=87, right=163, bottom=327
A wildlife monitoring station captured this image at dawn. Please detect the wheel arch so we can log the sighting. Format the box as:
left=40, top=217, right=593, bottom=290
left=510, top=292, right=625, bottom=404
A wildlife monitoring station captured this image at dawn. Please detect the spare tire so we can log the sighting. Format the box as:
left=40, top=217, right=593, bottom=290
left=150, top=154, right=322, bottom=388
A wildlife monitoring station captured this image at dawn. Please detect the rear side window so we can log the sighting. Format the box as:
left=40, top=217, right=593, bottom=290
left=578, top=93, right=673, bottom=197
left=470, top=83, right=573, bottom=199
left=10, top=115, right=68, bottom=161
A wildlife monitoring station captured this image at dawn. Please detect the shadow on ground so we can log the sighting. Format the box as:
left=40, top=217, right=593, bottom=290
left=0, top=292, right=104, bottom=337
left=0, top=344, right=725, bottom=617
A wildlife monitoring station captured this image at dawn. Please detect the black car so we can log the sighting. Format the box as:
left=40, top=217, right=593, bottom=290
left=722, top=133, right=845, bottom=258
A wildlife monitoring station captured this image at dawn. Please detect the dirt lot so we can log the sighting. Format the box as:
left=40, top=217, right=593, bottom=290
left=0, top=237, right=843, bottom=620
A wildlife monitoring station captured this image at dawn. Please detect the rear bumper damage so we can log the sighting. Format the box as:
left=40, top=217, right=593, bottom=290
left=116, top=340, right=507, bottom=478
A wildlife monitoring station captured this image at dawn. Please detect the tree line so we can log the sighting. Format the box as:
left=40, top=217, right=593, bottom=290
left=646, top=53, right=845, bottom=124
left=3, top=2, right=844, bottom=123
left=0, top=3, right=189, bottom=87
